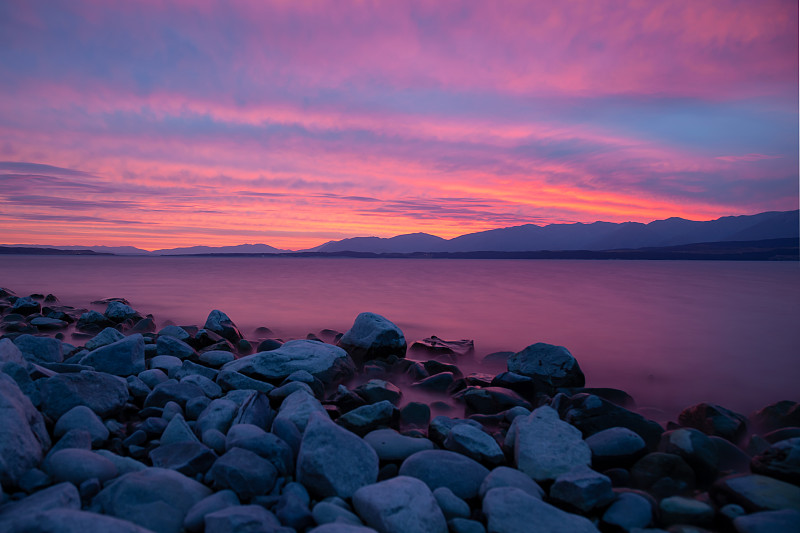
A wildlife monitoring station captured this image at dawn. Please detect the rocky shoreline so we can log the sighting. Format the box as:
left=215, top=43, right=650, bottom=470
left=0, top=287, right=798, bottom=533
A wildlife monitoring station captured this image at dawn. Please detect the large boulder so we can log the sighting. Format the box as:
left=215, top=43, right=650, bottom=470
left=204, top=310, right=243, bottom=343
left=223, top=340, right=356, bottom=385
left=711, top=474, right=800, bottom=512
left=678, top=402, right=748, bottom=443
left=483, top=487, right=599, bottom=533
left=105, top=301, right=141, bottom=322
left=94, top=467, right=212, bottom=533
left=39, top=370, right=129, bottom=419
left=12, top=334, right=63, bottom=364
left=512, top=405, right=591, bottom=482
left=79, top=334, right=145, bottom=376
left=0, top=374, right=51, bottom=487
left=506, top=343, right=584, bottom=390
left=399, top=449, right=489, bottom=500
left=337, top=312, right=407, bottom=363
left=274, top=390, right=329, bottom=432
left=297, top=413, right=379, bottom=499
left=352, top=476, right=447, bottom=533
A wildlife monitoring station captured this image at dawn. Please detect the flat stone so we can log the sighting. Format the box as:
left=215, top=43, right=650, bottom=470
left=733, top=509, right=800, bottom=533
left=444, top=423, right=504, bottom=466
left=353, top=476, right=446, bottom=533
left=46, top=448, right=117, bottom=485
left=297, top=413, right=379, bottom=499
left=483, top=487, right=599, bottom=533
left=399, top=449, right=489, bottom=500
left=364, top=429, right=434, bottom=461
left=512, top=405, right=591, bottom=482
left=30, top=317, right=67, bottom=329
left=39, top=370, right=128, bottom=419
left=216, top=370, right=275, bottom=394
left=0, top=374, right=51, bottom=486
left=550, top=467, right=615, bottom=513
left=54, top=405, right=109, bottom=446
left=338, top=312, right=407, bottom=363
left=200, top=350, right=235, bottom=368
left=209, top=448, right=278, bottom=500
left=712, top=474, right=800, bottom=512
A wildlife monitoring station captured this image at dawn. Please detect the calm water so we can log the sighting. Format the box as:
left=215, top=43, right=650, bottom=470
left=1, top=256, right=798, bottom=420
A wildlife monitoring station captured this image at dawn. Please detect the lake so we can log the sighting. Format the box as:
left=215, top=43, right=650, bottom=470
left=1, top=255, right=798, bottom=421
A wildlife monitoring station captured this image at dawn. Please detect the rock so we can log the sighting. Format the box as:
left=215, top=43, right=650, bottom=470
left=751, top=438, right=800, bottom=485
left=274, top=389, right=328, bottom=432
left=183, top=490, right=240, bottom=533
left=0, top=338, right=25, bottom=365
left=54, top=405, right=109, bottom=446
left=1, top=509, right=155, bottom=533
left=433, top=487, right=470, bottom=520
left=156, top=336, right=196, bottom=359
left=79, top=334, right=145, bottom=376
left=150, top=355, right=183, bottom=374
left=95, top=450, right=147, bottom=475
left=0, top=374, right=51, bottom=486
left=150, top=442, right=218, bottom=477
left=138, top=368, right=168, bottom=388
left=751, top=401, right=800, bottom=434
left=200, top=350, right=235, bottom=368
left=216, top=370, right=275, bottom=394
left=444, top=423, right=504, bottom=466
left=355, top=379, right=402, bottom=404
left=39, top=370, right=128, bottom=419
left=601, top=491, right=654, bottom=531
left=29, top=316, right=67, bottom=330
left=158, top=325, right=191, bottom=340
left=506, top=342, right=584, bottom=390
left=400, top=402, right=430, bottom=428
left=209, top=448, right=278, bottom=500
left=204, top=310, right=243, bottom=343
left=478, top=466, right=544, bottom=499
left=679, top=403, right=748, bottom=443
left=364, top=429, right=434, bottom=461
left=224, top=339, right=356, bottom=385
left=157, top=414, right=198, bottom=445
left=631, top=452, right=696, bottom=498
left=84, top=327, right=125, bottom=351
left=2, top=361, right=40, bottom=405
left=733, top=509, right=800, bottom=533
left=338, top=312, right=407, bottom=363
left=410, top=336, right=474, bottom=358
left=658, top=428, right=720, bottom=482
left=428, top=416, right=484, bottom=446
left=76, top=310, right=114, bottom=332
left=0, top=482, right=79, bottom=519
left=309, top=525, right=377, bottom=533
left=462, top=386, right=532, bottom=415
left=144, top=380, right=205, bottom=409
left=195, top=399, right=238, bottom=436
left=586, top=426, right=648, bottom=470
left=710, top=435, right=752, bottom=473
left=45, top=448, right=117, bottom=485
left=399, top=449, right=489, bottom=500
left=270, top=381, right=315, bottom=401
left=105, top=301, right=140, bottom=322
left=412, top=372, right=456, bottom=392
left=13, top=334, right=63, bottom=363
left=226, top=424, right=294, bottom=475
left=94, top=468, right=211, bottom=533
left=275, top=486, right=314, bottom=530
left=550, top=467, right=615, bottom=513
left=312, top=501, right=364, bottom=527
left=338, top=400, right=397, bottom=436
left=483, top=487, right=599, bottom=533
left=556, top=393, right=664, bottom=449
left=127, top=375, right=151, bottom=399
left=659, top=496, right=715, bottom=526
left=297, top=413, right=379, bottom=499
left=353, top=476, right=446, bottom=533
left=512, top=405, right=591, bottom=482
left=181, top=374, right=222, bottom=399
left=11, top=296, right=40, bottom=315
left=711, top=474, right=800, bottom=512
left=204, top=505, right=281, bottom=533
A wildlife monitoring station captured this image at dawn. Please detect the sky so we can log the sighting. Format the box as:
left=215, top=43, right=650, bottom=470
left=0, top=1, right=797, bottom=250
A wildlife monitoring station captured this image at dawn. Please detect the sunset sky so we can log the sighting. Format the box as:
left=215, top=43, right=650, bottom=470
left=1, top=1, right=797, bottom=250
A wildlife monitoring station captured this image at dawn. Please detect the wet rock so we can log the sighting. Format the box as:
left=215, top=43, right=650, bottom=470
left=512, top=405, right=591, bottom=482
left=586, top=426, right=647, bottom=470
left=13, top=334, right=63, bottom=363
left=183, top=490, right=240, bottom=533
left=631, top=452, right=696, bottom=498
left=659, top=428, right=720, bottom=482
left=204, top=310, right=243, bottom=343
left=679, top=403, right=748, bottom=443
left=45, top=448, right=117, bottom=485
left=0, top=374, right=51, bottom=486
left=11, top=296, right=41, bottom=316
left=79, top=333, right=145, bottom=376
left=209, top=448, right=278, bottom=500
left=94, top=467, right=212, bottom=533
left=84, top=327, right=125, bottom=351
left=751, top=401, right=800, bottom=434
left=364, top=429, right=434, bottom=461
left=601, top=491, right=654, bottom=531
left=483, top=486, right=599, bottom=533
left=353, top=476, right=447, bottom=533
left=750, top=437, right=800, bottom=485
left=711, top=474, right=800, bottom=512
left=399, top=449, right=489, bottom=500
left=354, top=379, right=402, bottom=404
left=39, top=370, right=129, bottom=419
left=506, top=342, right=584, bottom=390
left=462, top=386, right=532, bottom=415
left=224, top=339, right=356, bottom=385
left=338, top=312, right=407, bottom=363
left=338, top=400, right=397, bottom=436
left=732, top=509, right=800, bottom=533
left=205, top=505, right=281, bottom=533
left=105, top=301, right=140, bottom=323
left=659, top=496, right=715, bottom=526
left=550, top=467, right=615, bottom=513
left=226, top=424, right=294, bottom=475
left=444, top=423, right=504, bottom=465
left=54, top=405, right=109, bottom=446
left=150, top=442, right=218, bottom=477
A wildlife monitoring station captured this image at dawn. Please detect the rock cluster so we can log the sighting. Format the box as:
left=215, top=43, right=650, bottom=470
left=0, top=287, right=798, bottom=533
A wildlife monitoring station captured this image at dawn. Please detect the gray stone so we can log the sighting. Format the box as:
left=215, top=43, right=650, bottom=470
left=144, top=379, right=205, bottom=409
left=94, top=467, right=212, bottom=533
left=478, top=466, right=544, bottom=499
left=158, top=325, right=191, bottom=341
left=0, top=338, right=25, bottom=365
left=209, top=448, right=278, bottom=500
left=157, top=336, right=196, bottom=359
left=224, top=339, right=355, bottom=385
left=40, top=370, right=128, bottom=419
left=196, top=399, right=239, bottom=436
left=364, top=429, right=434, bottom=461
left=585, top=426, right=647, bottom=469
left=751, top=437, right=800, bottom=485
left=483, top=487, right=599, bottom=533
left=337, top=312, right=407, bottom=363
left=181, top=374, right=222, bottom=399
left=355, top=379, right=402, bottom=404
left=10, top=296, right=40, bottom=316
left=297, top=413, right=379, bottom=499
left=13, top=334, right=63, bottom=364
left=30, top=316, right=68, bottom=329
left=203, top=429, right=227, bottom=454
left=269, top=381, right=315, bottom=401
left=602, top=492, right=654, bottom=530
left=444, top=424, right=504, bottom=466
left=200, top=350, right=235, bottom=368
left=428, top=416, right=483, bottom=445
left=338, top=400, right=397, bottom=436
left=44, top=429, right=92, bottom=469
left=312, top=501, right=364, bottom=527
left=712, top=474, right=800, bottom=512
left=1, top=361, right=39, bottom=406
left=226, top=424, right=294, bottom=475
left=84, top=327, right=125, bottom=351
left=353, top=476, right=446, bottom=533
left=733, top=509, right=800, bottom=533
left=0, top=482, right=79, bottom=519
left=433, top=487, right=469, bottom=520
left=512, top=405, right=591, bottom=482
left=105, top=301, right=139, bottom=322
left=76, top=310, right=113, bottom=331
left=216, top=370, right=275, bottom=394
left=138, top=368, right=169, bottom=388
left=275, top=389, right=328, bottom=432
left=506, top=342, right=584, bottom=389
left=399, top=449, right=489, bottom=500
left=46, top=449, right=117, bottom=485
left=0, top=374, right=50, bottom=486
left=659, top=496, right=715, bottom=526
left=150, top=442, right=217, bottom=477
left=204, top=310, right=243, bottom=343
left=1, top=508, right=155, bottom=533
left=54, top=405, right=109, bottom=446
left=150, top=355, right=183, bottom=374
left=550, top=467, right=615, bottom=513
left=184, top=490, right=240, bottom=533
left=204, top=505, right=281, bottom=533
left=160, top=414, right=200, bottom=445
left=462, top=387, right=531, bottom=415
left=94, top=450, right=147, bottom=475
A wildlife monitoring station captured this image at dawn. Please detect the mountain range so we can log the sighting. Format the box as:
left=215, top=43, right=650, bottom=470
left=3, top=210, right=797, bottom=255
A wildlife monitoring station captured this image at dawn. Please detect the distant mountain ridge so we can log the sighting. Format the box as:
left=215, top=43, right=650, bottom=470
left=3, top=210, right=797, bottom=255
